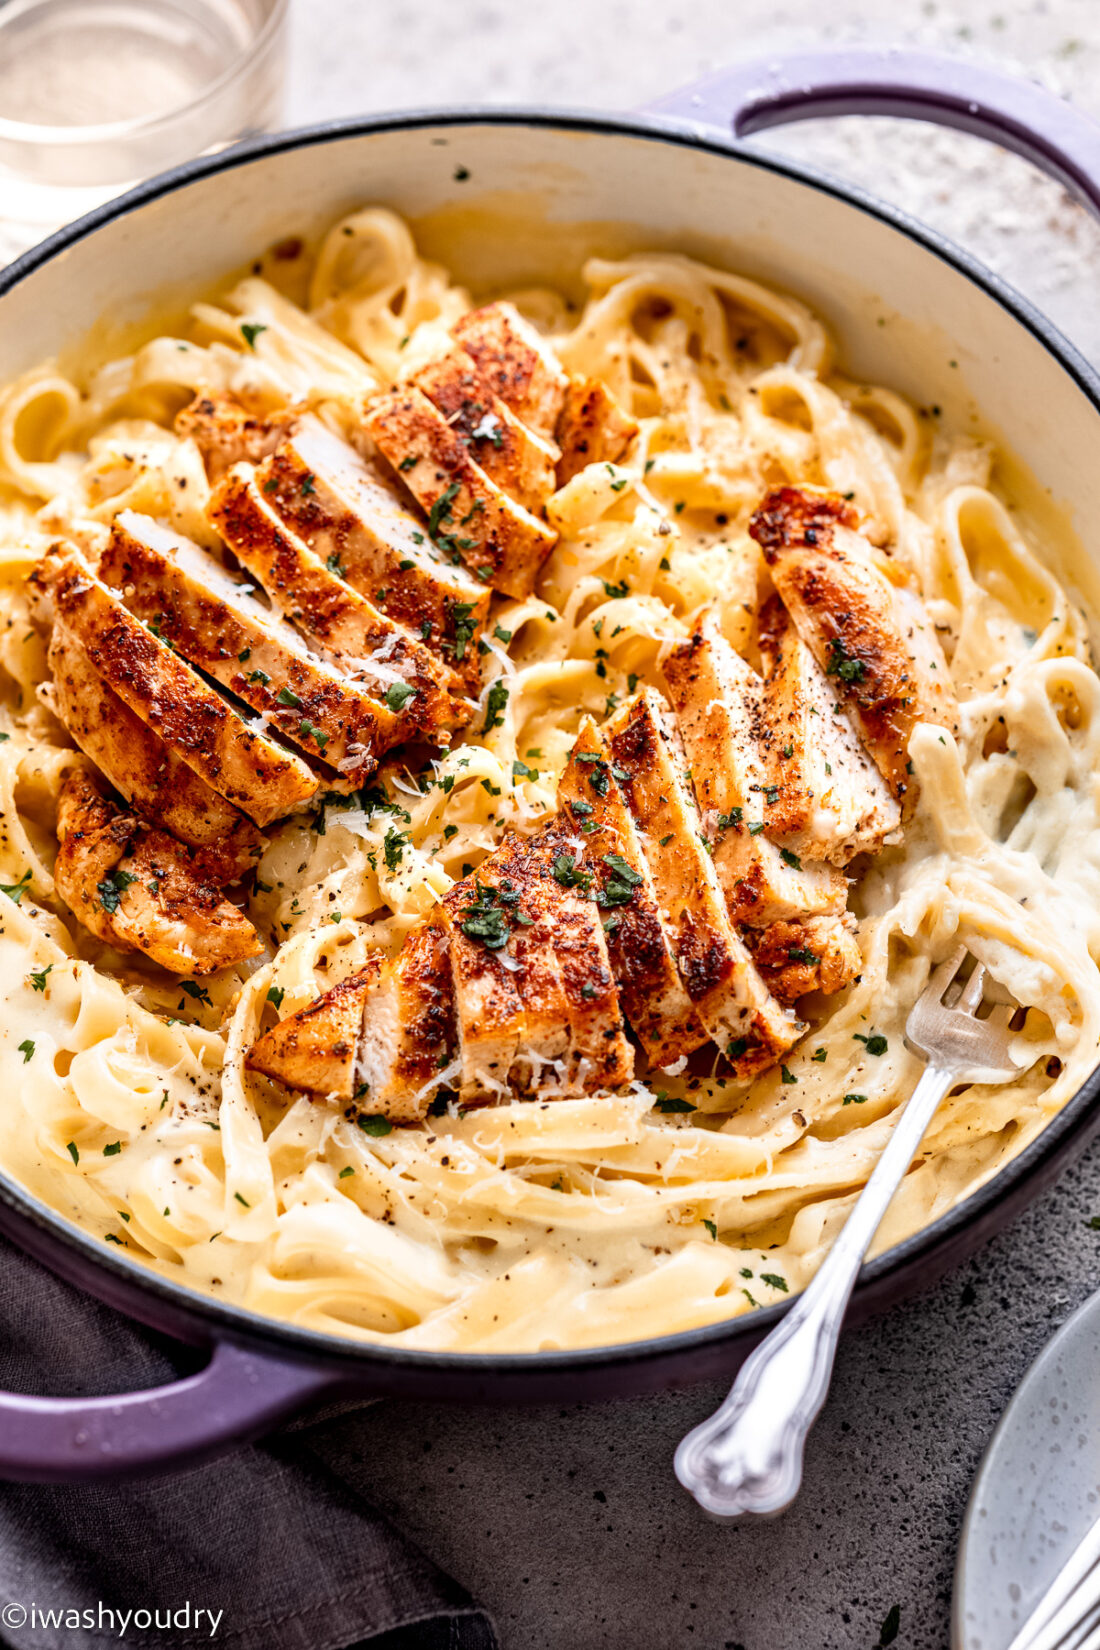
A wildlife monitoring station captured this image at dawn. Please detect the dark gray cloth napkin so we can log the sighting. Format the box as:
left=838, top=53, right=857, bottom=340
left=0, top=1234, right=497, bottom=1650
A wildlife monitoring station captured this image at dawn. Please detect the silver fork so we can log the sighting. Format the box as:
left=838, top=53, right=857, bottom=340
left=674, top=944, right=1026, bottom=1520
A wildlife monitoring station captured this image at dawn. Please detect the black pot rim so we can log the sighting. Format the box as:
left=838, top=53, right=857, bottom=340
left=3, top=101, right=1099, bottom=1381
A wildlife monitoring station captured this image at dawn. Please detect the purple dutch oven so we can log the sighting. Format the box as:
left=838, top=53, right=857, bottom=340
left=1, top=47, right=1099, bottom=1482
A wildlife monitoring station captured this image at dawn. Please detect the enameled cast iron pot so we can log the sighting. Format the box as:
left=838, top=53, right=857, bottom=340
left=2, top=48, right=1100, bottom=1482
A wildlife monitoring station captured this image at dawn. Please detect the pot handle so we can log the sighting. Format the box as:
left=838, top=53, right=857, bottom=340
left=0, top=1340, right=342, bottom=1483
left=646, top=46, right=1100, bottom=221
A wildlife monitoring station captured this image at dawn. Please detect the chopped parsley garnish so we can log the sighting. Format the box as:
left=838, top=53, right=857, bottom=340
left=0, top=869, right=32, bottom=906
left=385, top=681, right=417, bottom=714
left=325, top=553, right=345, bottom=576
left=300, top=473, right=316, bottom=495
left=428, top=480, right=461, bottom=540
left=482, top=678, right=509, bottom=733
left=727, top=1037, right=748, bottom=1061
left=28, top=964, right=53, bottom=992
left=780, top=1065, right=797, bottom=1084
left=854, top=1031, right=889, bottom=1056
left=843, top=1092, right=868, bottom=1106
left=812, top=1047, right=828, bottom=1062
left=276, top=685, right=302, bottom=708
left=493, top=623, right=513, bottom=644
left=512, top=758, right=539, bottom=781
left=787, top=946, right=818, bottom=965
left=298, top=718, right=329, bottom=751
left=234, top=1192, right=250, bottom=1207
left=339, top=1165, right=355, bottom=1179
left=458, top=881, right=511, bottom=949
left=179, top=980, right=212, bottom=1006
left=761, top=1272, right=789, bottom=1293
left=383, top=826, right=409, bottom=872
left=358, top=1115, right=393, bottom=1137
left=103, top=1141, right=122, bottom=1156
left=602, top=853, right=641, bottom=886
left=825, top=636, right=867, bottom=684
left=247, top=668, right=271, bottom=686
left=450, top=600, right=479, bottom=662
left=66, top=1141, right=79, bottom=1165
left=398, top=455, right=419, bottom=472
left=552, top=853, right=592, bottom=892
left=16, top=1039, right=34, bottom=1063
left=97, top=869, right=138, bottom=914
left=600, top=577, right=629, bottom=599
left=716, top=807, right=743, bottom=830
left=655, top=1095, right=695, bottom=1113
left=703, top=1219, right=718, bottom=1241
left=266, top=985, right=285, bottom=1010
left=240, top=322, right=267, bottom=349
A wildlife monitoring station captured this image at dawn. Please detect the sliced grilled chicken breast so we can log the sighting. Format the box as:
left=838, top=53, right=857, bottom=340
left=452, top=301, right=569, bottom=440
left=355, top=917, right=458, bottom=1121
left=31, top=547, right=317, bottom=827
left=606, top=690, right=800, bottom=1072
left=362, top=387, right=557, bottom=599
left=750, top=487, right=958, bottom=819
left=441, top=824, right=632, bottom=1103
left=208, top=465, right=467, bottom=747
left=54, top=768, right=262, bottom=974
left=558, top=717, right=706, bottom=1069
left=743, top=913, right=862, bottom=1007
left=757, top=595, right=902, bottom=864
left=662, top=628, right=847, bottom=928
left=256, top=417, right=490, bottom=696
left=413, top=344, right=559, bottom=514
left=247, top=960, right=380, bottom=1099
left=46, top=623, right=264, bottom=882
left=175, top=391, right=295, bottom=481
left=103, top=511, right=403, bottom=782
left=555, top=375, right=639, bottom=485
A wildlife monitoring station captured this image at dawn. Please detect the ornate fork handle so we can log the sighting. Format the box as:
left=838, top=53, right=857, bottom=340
left=674, top=1062, right=954, bottom=1519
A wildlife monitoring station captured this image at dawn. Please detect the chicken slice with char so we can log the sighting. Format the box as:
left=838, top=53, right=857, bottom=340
left=662, top=628, right=847, bottom=927
left=257, top=416, right=490, bottom=696
left=102, top=511, right=404, bottom=783
left=45, top=623, right=265, bottom=882
left=757, top=594, right=902, bottom=865
left=208, top=465, right=467, bottom=747
left=555, top=375, right=639, bottom=485
left=441, top=823, right=632, bottom=1103
left=743, top=913, right=862, bottom=1008
left=30, top=547, right=317, bottom=828
left=412, top=345, right=559, bottom=514
left=362, top=387, right=557, bottom=599
left=750, top=487, right=958, bottom=819
left=606, top=689, right=800, bottom=1073
left=355, top=917, right=458, bottom=1121
left=558, top=717, right=706, bottom=1068
left=451, top=301, right=569, bottom=440
left=247, top=960, right=381, bottom=1099
left=54, top=768, right=262, bottom=974
left=175, top=391, right=295, bottom=481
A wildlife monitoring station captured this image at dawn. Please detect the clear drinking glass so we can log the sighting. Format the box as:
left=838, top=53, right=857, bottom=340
left=0, top=0, right=289, bottom=263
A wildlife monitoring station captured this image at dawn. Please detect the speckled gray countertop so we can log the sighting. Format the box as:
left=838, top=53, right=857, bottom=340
left=292, top=4, right=1099, bottom=1646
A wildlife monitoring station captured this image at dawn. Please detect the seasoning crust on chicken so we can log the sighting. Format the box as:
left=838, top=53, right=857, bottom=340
left=257, top=416, right=491, bottom=696
left=750, top=487, right=959, bottom=818
left=362, top=387, right=556, bottom=600
left=44, top=622, right=265, bottom=882
left=54, top=768, right=262, bottom=975
left=31, top=546, right=318, bottom=828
